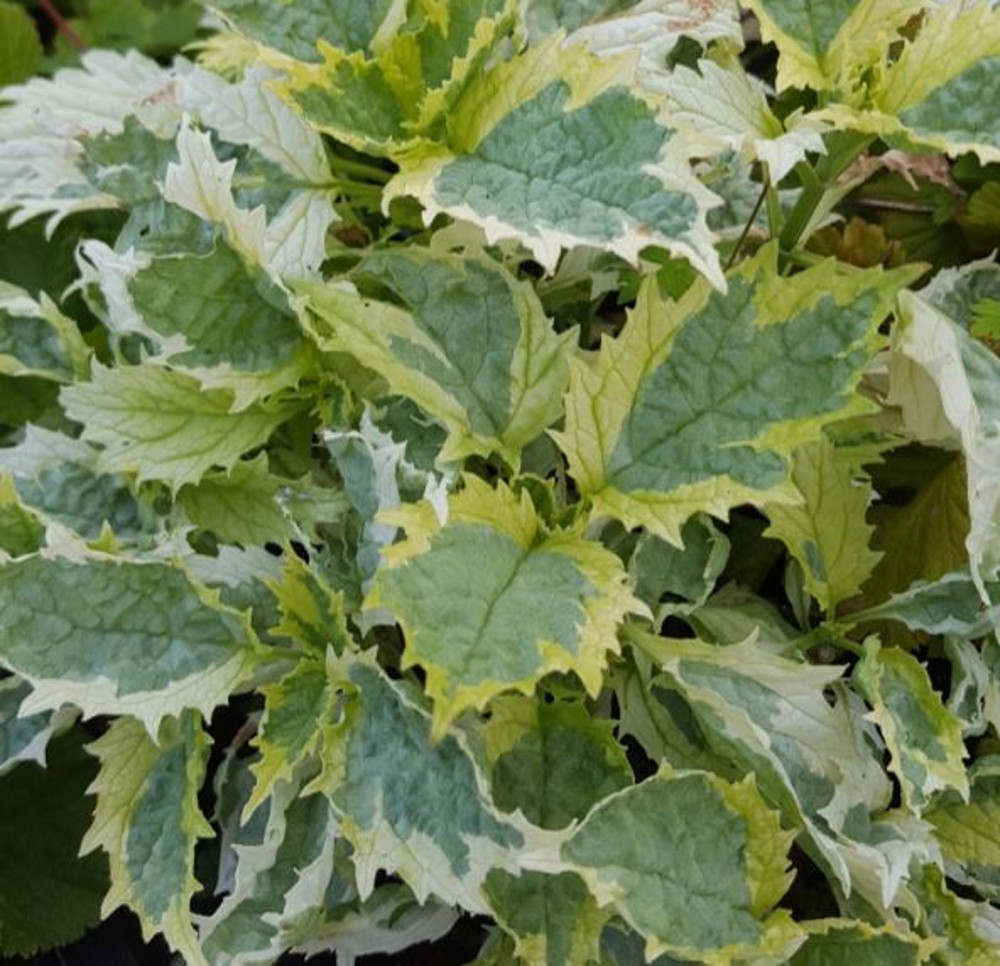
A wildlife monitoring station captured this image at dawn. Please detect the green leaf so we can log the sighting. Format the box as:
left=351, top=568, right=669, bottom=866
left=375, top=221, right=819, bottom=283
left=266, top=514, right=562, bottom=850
left=0, top=730, right=109, bottom=957
left=854, top=640, right=969, bottom=814
left=557, top=247, right=914, bottom=545
left=81, top=713, right=212, bottom=966
left=0, top=426, right=147, bottom=542
left=61, top=363, right=300, bottom=491
left=266, top=550, right=354, bottom=656
left=244, top=654, right=341, bottom=818
left=630, top=628, right=894, bottom=899
left=386, top=37, right=722, bottom=282
left=562, top=768, right=798, bottom=962
left=0, top=473, right=45, bottom=558
left=369, top=477, right=644, bottom=737
left=0, top=555, right=266, bottom=732
left=179, top=455, right=297, bottom=546
left=481, top=695, right=632, bottom=829
left=764, top=436, right=882, bottom=614
left=0, top=2, right=42, bottom=87
left=927, top=759, right=1000, bottom=899
left=788, top=919, right=929, bottom=965
left=0, top=282, right=88, bottom=381
left=209, top=0, right=402, bottom=62
left=482, top=868, right=609, bottom=966
left=889, top=290, right=1000, bottom=593
left=312, top=658, right=528, bottom=910
left=862, top=449, right=970, bottom=610
left=301, top=248, right=571, bottom=465
left=629, top=514, right=730, bottom=610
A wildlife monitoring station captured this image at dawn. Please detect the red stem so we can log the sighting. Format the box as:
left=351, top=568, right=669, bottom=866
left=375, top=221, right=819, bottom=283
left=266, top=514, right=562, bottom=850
left=37, top=0, right=88, bottom=53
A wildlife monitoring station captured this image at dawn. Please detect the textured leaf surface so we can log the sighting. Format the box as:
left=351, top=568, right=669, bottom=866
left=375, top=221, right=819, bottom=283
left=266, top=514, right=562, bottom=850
left=562, top=769, right=797, bottom=961
left=82, top=714, right=212, bottom=965
left=370, top=477, right=644, bottom=736
left=314, top=659, right=528, bottom=910
left=788, top=919, right=927, bottom=965
left=61, top=364, right=299, bottom=491
left=0, top=676, right=74, bottom=776
left=245, top=655, right=340, bottom=818
left=764, top=436, right=881, bottom=614
left=0, top=556, right=265, bottom=731
left=0, top=731, right=108, bottom=957
left=483, top=869, right=608, bottom=966
left=855, top=641, right=969, bottom=814
left=386, top=39, right=721, bottom=282
left=632, top=628, right=892, bottom=896
left=481, top=695, right=632, bottom=829
left=557, top=248, right=911, bottom=544
left=301, top=249, right=571, bottom=464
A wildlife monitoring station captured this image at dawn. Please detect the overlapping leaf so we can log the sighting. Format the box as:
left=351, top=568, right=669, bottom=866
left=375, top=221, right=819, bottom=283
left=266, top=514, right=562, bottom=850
left=311, top=658, right=531, bottom=910
left=557, top=246, right=913, bottom=545
left=0, top=555, right=268, bottom=731
left=561, top=768, right=799, bottom=962
left=300, top=248, right=572, bottom=464
left=369, top=477, right=644, bottom=737
left=889, top=290, right=1000, bottom=595
left=82, top=713, right=212, bottom=965
left=854, top=641, right=969, bottom=814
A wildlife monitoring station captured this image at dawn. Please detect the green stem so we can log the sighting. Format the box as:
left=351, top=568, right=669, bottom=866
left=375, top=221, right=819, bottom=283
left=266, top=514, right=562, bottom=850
left=327, top=154, right=393, bottom=183
left=724, top=174, right=769, bottom=271
left=778, top=131, right=874, bottom=254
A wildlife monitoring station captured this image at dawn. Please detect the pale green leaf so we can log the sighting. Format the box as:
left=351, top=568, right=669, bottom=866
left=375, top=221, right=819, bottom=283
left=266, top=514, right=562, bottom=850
left=0, top=50, right=177, bottom=231
left=630, top=628, right=894, bottom=898
left=665, top=59, right=826, bottom=182
left=889, top=290, right=1000, bottom=594
left=0, top=555, right=267, bottom=732
left=244, top=654, right=340, bottom=818
left=81, top=713, right=212, bottom=966
left=854, top=640, right=969, bottom=814
left=908, top=863, right=1000, bottom=964
left=747, top=0, right=924, bottom=93
left=162, top=118, right=335, bottom=280
left=0, top=730, right=108, bottom=958
left=945, top=638, right=1000, bottom=739
left=557, top=247, right=914, bottom=545
left=481, top=695, right=632, bottom=829
left=300, top=248, right=571, bottom=464
left=179, top=455, right=297, bottom=546
left=852, top=571, right=1000, bottom=640
left=921, top=258, right=1000, bottom=335
left=562, top=768, right=799, bottom=962
left=61, top=363, right=300, bottom=491
left=764, top=436, right=882, bottom=614
left=927, top=759, right=1000, bottom=899
left=369, top=476, right=645, bottom=737
left=386, top=38, right=722, bottom=283
left=482, top=868, right=610, bottom=966
left=0, top=473, right=45, bottom=558
left=177, top=64, right=330, bottom=182
left=199, top=780, right=345, bottom=966
left=312, top=657, right=529, bottom=911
